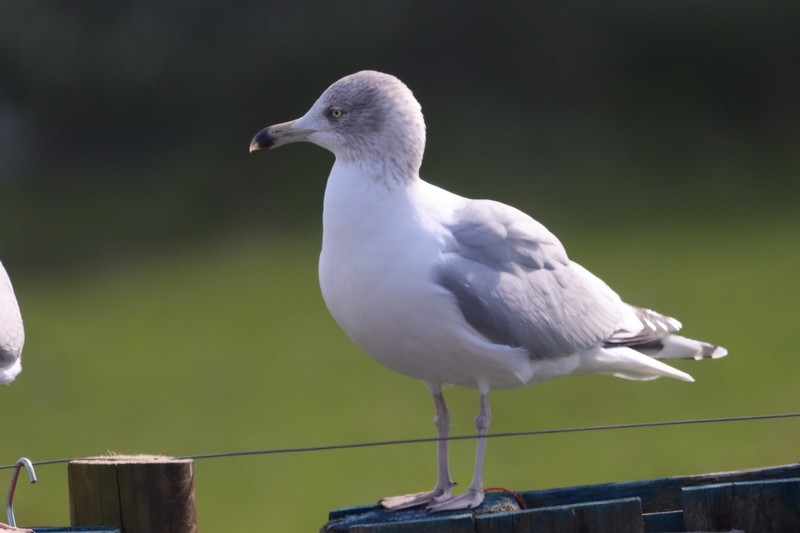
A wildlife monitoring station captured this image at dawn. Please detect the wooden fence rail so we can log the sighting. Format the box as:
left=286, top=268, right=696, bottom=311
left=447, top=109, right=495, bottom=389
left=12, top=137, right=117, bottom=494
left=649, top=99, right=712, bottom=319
left=6, top=455, right=798, bottom=531
left=323, top=462, right=800, bottom=532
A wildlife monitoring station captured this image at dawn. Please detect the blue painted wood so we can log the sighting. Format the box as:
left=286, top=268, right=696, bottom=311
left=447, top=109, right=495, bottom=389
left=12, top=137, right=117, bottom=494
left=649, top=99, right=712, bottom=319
left=641, top=510, right=684, bottom=532
left=329, top=504, right=380, bottom=522
left=324, top=463, right=800, bottom=531
left=322, top=492, right=520, bottom=532
left=473, top=510, right=515, bottom=533
left=521, top=462, right=800, bottom=513
left=327, top=497, right=645, bottom=532
left=348, top=514, right=474, bottom=533
left=475, top=499, right=651, bottom=533
left=517, top=497, right=643, bottom=533
left=683, top=477, right=800, bottom=532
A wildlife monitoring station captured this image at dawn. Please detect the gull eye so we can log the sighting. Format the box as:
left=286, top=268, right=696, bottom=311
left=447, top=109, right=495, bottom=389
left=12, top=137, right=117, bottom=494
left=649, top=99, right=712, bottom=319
left=329, top=107, right=344, bottom=119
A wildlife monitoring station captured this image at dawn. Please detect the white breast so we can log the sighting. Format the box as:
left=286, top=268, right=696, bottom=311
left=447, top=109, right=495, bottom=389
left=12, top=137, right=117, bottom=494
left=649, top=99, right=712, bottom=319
left=318, top=164, right=539, bottom=389
left=0, top=262, right=24, bottom=384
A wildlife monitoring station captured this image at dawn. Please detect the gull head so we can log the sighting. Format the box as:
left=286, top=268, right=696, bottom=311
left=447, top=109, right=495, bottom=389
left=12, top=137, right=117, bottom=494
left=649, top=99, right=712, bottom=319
left=250, top=71, right=426, bottom=181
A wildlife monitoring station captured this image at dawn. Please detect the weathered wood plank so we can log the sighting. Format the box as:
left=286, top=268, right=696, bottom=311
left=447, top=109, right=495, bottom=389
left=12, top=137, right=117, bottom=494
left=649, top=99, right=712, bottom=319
left=473, top=511, right=515, bottom=533
left=334, top=497, right=644, bottom=532
left=68, top=461, right=122, bottom=525
left=683, top=478, right=800, bottom=532
left=324, top=463, right=800, bottom=531
left=322, top=493, right=519, bottom=532
left=329, top=504, right=380, bottom=522
left=521, top=462, right=800, bottom=513
left=348, top=515, right=474, bottom=533
left=641, top=510, right=684, bottom=532
left=516, top=497, right=643, bottom=533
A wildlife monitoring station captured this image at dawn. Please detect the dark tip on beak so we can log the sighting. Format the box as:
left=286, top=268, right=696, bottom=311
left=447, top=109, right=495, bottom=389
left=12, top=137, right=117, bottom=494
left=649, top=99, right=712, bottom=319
left=249, top=128, right=275, bottom=153
left=250, top=119, right=305, bottom=153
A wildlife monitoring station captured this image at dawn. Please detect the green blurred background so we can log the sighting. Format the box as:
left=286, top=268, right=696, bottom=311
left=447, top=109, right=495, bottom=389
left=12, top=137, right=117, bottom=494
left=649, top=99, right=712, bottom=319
left=1, top=2, right=798, bottom=530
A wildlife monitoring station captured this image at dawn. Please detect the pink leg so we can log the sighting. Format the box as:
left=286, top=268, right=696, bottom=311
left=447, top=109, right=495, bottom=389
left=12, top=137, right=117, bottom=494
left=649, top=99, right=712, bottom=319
left=381, top=386, right=456, bottom=510
left=427, top=391, right=490, bottom=512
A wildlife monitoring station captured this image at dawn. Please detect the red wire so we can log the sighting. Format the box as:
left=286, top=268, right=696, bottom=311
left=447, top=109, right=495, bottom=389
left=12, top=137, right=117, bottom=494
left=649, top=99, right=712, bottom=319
left=484, top=486, right=527, bottom=510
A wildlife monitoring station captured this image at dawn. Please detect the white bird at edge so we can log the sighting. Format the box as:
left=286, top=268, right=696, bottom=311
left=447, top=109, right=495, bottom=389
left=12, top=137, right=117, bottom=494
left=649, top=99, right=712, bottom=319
left=249, top=70, right=727, bottom=512
left=0, top=260, right=24, bottom=385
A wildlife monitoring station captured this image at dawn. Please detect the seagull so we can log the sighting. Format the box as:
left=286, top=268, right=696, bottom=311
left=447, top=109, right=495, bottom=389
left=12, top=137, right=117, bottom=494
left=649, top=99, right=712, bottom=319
left=0, top=261, right=24, bottom=385
left=249, top=71, right=727, bottom=512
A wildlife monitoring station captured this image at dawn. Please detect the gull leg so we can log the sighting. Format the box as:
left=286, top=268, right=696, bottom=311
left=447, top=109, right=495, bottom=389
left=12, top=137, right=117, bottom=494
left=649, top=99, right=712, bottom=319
left=427, top=391, right=490, bottom=512
left=381, top=386, right=456, bottom=510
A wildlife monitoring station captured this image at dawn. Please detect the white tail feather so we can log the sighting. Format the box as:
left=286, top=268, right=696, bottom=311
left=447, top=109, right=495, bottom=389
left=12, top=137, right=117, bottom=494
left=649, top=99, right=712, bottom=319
left=579, top=346, right=695, bottom=383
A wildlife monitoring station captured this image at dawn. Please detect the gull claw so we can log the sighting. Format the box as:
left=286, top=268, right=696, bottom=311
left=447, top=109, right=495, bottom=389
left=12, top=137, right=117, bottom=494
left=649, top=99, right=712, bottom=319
left=381, top=484, right=454, bottom=511
left=426, top=488, right=484, bottom=513
left=0, top=523, right=34, bottom=533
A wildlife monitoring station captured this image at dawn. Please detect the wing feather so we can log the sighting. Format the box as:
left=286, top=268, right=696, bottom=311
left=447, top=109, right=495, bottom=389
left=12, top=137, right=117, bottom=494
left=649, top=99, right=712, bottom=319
left=438, top=200, right=624, bottom=360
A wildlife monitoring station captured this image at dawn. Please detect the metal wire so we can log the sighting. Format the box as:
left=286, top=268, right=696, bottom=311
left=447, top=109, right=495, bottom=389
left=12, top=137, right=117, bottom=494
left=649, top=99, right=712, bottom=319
left=2, top=411, right=799, bottom=470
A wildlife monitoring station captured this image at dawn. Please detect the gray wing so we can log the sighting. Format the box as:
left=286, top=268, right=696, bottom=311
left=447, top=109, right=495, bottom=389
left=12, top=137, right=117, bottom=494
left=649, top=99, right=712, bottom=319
left=0, top=261, right=24, bottom=367
left=438, top=200, right=624, bottom=360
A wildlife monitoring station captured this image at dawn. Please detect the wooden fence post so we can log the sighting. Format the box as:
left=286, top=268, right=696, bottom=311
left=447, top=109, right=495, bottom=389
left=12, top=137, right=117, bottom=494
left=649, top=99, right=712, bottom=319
left=68, top=455, right=197, bottom=533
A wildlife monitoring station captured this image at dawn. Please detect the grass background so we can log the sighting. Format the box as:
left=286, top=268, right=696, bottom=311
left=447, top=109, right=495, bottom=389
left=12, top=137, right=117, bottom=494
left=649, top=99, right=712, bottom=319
left=1, top=3, right=799, bottom=529
left=2, top=209, right=798, bottom=531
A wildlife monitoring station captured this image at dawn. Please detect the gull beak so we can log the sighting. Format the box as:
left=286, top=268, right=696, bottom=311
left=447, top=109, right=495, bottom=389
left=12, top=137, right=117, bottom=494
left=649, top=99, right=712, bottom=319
left=249, top=119, right=312, bottom=152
